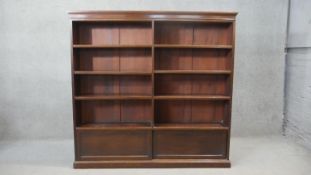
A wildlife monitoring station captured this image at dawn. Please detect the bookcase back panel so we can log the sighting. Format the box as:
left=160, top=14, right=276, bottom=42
left=74, top=22, right=152, bottom=45
left=193, top=23, right=233, bottom=45
left=79, top=100, right=152, bottom=124
left=119, top=49, right=152, bottom=71
left=155, top=100, right=226, bottom=123
left=75, top=49, right=151, bottom=71
left=155, top=22, right=193, bottom=44
left=121, top=100, right=152, bottom=123
left=192, top=49, right=231, bottom=70
left=119, top=23, right=152, bottom=45
left=155, top=49, right=231, bottom=70
left=155, top=22, right=232, bottom=45
left=79, top=101, right=120, bottom=123
left=75, top=49, right=119, bottom=71
left=155, top=49, right=193, bottom=70
left=76, top=75, right=152, bottom=95
left=155, top=75, right=229, bottom=95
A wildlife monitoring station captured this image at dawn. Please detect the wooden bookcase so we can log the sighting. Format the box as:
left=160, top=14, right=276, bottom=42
left=70, top=11, right=237, bottom=168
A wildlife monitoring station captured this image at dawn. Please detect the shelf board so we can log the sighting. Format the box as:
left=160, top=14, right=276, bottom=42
left=77, top=123, right=152, bottom=130
left=154, top=44, right=232, bottom=49
left=73, top=44, right=152, bottom=48
left=154, top=70, right=231, bottom=75
left=74, top=71, right=152, bottom=75
left=75, top=95, right=152, bottom=100
left=154, top=123, right=228, bottom=130
left=154, top=95, right=231, bottom=100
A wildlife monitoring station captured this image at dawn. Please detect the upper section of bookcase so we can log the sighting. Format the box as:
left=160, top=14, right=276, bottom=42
left=68, top=11, right=237, bottom=21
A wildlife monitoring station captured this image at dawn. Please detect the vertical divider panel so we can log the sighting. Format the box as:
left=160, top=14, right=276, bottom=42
left=226, top=21, right=235, bottom=159
left=151, top=20, right=155, bottom=158
left=71, top=21, right=79, bottom=160
left=190, top=23, right=194, bottom=122
left=117, top=24, right=122, bottom=123
left=151, top=21, right=155, bottom=127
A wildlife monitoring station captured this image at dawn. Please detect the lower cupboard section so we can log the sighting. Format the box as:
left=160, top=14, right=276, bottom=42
left=76, top=129, right=228, bottom=160
left=153, top=130, right=228, bottom=159
left=77, top=129, right=152, bottom=160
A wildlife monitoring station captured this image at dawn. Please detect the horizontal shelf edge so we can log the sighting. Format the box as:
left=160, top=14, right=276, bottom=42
left=74, top=71, right=152, bottom=75
left=154, top=70, right=231, bottom=74
left=77, top=123, right=152, bottom=130
left=77, top=127, right=152, bottom=130
left=154, top=44, right=232, bottom=49
left=154, top=95, right=231, bottom=100
left=73, top=45, right=152, bottom=48
left=75, top=96, right=152, bottom=100
left=153, top=125, right=229, bottom=130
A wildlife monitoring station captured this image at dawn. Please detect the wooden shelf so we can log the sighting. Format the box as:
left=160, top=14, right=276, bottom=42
left=154, top=123, right=228, bottom=130
left=74, top=71, right=152, bottom=75
left=73, top=44, right=152, bottom=48
left=75, top=95, right=152, bottom=100
left=77, top=123, right=152, bottom=130
left=155, top=44, right=232, bottom=49
left=154, top=95, right=231, bottom=100
left=154, top=70, right=231, bottom=74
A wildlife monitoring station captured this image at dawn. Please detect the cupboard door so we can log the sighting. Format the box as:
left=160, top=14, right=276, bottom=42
left=153, top=130, right=227, bottom=159
left=77, top=129, right=152, bottom=160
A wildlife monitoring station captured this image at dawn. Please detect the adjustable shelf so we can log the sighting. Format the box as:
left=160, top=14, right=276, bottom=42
left=154, top=44, right=232, bottom=49
left=154, top=95, right=231, bottom=100
left=74, top=71, right=152, bottom=75
left=73, top=44, right=152, bottom=49
left=74, top=95, right=152, bottom=100
left=153, top=123, right=229, bottom=130
left=154, top=70, right=231, bottom=74
left=70, top=11, right=236, bottom=168
left=77, top=123, right=152, bottom=130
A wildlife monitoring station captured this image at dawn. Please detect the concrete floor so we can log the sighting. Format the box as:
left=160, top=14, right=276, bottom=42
left=0, top=136, right=310, bottom=175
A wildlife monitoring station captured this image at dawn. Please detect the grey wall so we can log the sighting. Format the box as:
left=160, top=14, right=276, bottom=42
left=285, top=0, right=311, bottom=149
left=0, top=0, right=288, bottom=140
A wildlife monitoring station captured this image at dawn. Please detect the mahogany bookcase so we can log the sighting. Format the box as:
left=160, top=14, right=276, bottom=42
left=69, top=11, right=237, bottom=168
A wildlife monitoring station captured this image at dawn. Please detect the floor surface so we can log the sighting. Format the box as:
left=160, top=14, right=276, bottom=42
left=0, top=136, right=310, bottom=175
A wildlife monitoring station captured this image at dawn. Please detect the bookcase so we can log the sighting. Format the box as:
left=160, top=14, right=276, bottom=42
left=70, top=11, right=237, bottom=168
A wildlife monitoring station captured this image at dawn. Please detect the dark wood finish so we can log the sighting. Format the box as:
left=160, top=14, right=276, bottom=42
left=155, top=100, right=228, bottom=124
left=70, top=11, right=236, bottom=168
left=154, top=70, right=231, bottom=74
left=153, top=123, right=228, bottom=130
left=155, top=74, right=229, bottom=95
left=77, top=129, right=152, bottom=160
left=153, top=130, right=227, bottom=159
left=74, top=48, right=152, bottom=72
left=75, top=75, right=152, bottom=96
left=74, top=159, right=230, bottom=168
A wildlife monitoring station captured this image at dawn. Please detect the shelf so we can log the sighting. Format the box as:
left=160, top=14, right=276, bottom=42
left=153, top=123, right=228, bottom=130
left=154, top=95, right=231, bottom=100
left=73, top=44, right=231, bottom=49
left=154, top=70, right=231, bottom=75
left=74, top=71, right=152, bottom=75
left=73, top=44, right=152, bottom=48
left=77, top=123, right=152, bottom=130
left=155, top=44, right=232, bottom=49
left=75, top=95, right=152, bottom=100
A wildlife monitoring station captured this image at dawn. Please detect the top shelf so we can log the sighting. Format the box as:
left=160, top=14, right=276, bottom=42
left=73, top=44, right=232, bottom=49
left=154, top=44, right=232, bottom=49
left=73, top=44, right=152, bottom=49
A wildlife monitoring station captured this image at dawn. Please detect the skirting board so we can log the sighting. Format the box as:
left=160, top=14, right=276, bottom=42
left=74, top=159, right=231, bottom=168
